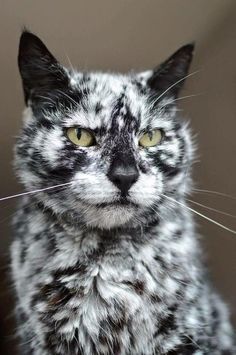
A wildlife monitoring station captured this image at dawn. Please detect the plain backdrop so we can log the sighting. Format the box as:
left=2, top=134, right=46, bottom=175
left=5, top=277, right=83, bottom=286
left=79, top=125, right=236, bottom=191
left=0, top=1, right=236, bottom=353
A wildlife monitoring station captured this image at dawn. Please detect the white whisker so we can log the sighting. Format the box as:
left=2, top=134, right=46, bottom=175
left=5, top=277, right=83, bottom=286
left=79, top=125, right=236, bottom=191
left=159, top=93, right=203, bottom=110
left=186, top=198, right=236, bottom=218
left=36, top=95, right=56, bottom=105
left=65, top=53, right=76, bottom=75
left=56, top=89, right=79, bottom=107
left=162, top=194, right=236, bottom=235
left=0, top=182, right=72, bottom=202
left=193, top=188, right=236, bottom=200
left=152, top=70, right=200, bottom=105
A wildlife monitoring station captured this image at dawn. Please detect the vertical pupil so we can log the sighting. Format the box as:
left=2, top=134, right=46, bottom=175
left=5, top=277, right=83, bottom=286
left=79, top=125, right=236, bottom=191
left=76, top=128, right=82, bottom=140
left=148, top=131, right=153, bottom=141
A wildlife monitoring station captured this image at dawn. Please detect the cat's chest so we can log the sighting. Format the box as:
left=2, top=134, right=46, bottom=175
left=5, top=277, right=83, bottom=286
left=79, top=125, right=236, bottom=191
left=40, top=254, right=162, bottom=353
left=45, top=256, right=157, bottom=316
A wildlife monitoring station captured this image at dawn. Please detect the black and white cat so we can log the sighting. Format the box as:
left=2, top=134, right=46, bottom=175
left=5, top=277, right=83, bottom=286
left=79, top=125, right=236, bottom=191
left=11, top=31, right=235, bottom=354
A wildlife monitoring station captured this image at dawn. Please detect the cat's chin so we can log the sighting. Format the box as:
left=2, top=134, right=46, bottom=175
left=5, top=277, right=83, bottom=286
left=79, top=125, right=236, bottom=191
left=83, top=204, right=136, bottom=229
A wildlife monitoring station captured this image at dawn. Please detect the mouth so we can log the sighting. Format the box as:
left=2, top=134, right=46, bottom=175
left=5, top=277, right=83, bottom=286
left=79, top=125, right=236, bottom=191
left=97, top=196, right=137, bottom=208
left=79, top=195, right=138, bottom=229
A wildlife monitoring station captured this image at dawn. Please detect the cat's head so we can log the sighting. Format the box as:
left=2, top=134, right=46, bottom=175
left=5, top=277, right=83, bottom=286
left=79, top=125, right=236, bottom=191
left=16, top=31, right=194, bottom=229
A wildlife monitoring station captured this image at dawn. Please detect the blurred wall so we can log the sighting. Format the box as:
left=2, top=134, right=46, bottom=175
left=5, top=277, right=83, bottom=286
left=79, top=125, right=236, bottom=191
left=184, top=9, right=236, bottom=319
left=0, top=1, right=235, bottom=353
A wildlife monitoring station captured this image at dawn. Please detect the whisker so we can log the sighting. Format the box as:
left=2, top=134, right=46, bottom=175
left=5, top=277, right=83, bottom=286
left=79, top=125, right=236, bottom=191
left=184, top=334, right=202, bottom=351
left=56, top=89, right=79, bottom=107
left=0, top=182, right=72, bottom=202
left=65, top=53, right=76, bottom=74
left=152, top=70, right=200, bottom=105
left=162, top=194, right=236, bottom=235
left=35, top=95, right=56, bottom=105
left=186, top=198, right=236, bottom=218
left=193, top=188, right=236, bottom=200
left=159, top=93, right=203, bottom=110
left=0, top=194, right=68, bottom=227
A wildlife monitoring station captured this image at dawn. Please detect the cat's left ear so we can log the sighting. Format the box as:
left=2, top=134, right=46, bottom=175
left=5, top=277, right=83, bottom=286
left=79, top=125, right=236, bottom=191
left=139, top=43, right=195, bottom=99
left=18, top=30, right=69, bottom=104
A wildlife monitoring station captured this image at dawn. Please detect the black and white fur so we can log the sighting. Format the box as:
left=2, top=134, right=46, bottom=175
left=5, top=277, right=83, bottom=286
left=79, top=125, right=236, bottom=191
left=11, top=31, right=235, bottom=354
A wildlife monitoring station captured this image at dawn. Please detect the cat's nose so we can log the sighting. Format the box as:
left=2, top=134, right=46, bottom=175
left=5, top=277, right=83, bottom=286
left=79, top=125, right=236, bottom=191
left=108, top=160, right=139, bottom=196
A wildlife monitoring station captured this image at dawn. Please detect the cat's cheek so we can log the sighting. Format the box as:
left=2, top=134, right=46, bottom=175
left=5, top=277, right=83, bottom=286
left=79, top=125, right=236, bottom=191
left=16, top=168, right=42, bottom=189
left=165, top=169, right=191, bottom=194
left=129, top=172, right=164, bottom=207
left=40, top=127, right=65, bottom=165
left=72, top=171, right=117, bottom=204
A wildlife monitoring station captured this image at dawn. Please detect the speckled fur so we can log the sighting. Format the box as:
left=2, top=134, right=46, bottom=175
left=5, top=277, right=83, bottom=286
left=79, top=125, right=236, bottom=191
left=11, top=32, right=235, bottom=354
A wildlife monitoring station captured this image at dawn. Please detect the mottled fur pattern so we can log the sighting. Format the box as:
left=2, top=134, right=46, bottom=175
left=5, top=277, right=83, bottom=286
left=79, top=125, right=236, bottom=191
left=11, top=31, right=235, bottom=354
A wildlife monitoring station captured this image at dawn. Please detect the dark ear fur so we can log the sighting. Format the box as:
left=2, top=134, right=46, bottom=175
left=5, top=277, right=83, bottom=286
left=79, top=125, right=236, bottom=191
left=147, top=44, right=195, bottom=99
left=18, top=30, right=69, bottom=103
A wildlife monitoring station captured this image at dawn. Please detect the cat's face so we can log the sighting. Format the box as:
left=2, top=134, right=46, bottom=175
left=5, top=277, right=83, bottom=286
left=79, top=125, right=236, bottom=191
left=16, top=32, right=194, bottom=229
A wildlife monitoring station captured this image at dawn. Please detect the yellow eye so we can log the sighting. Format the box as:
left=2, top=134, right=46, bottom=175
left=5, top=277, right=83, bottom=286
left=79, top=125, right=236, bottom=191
left=139, top=129, right=162, bottom=147
left=67, top=128, right=95, bottom=147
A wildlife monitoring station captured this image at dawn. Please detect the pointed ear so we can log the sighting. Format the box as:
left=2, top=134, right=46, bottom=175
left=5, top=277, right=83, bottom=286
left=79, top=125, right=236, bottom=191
left=18, top=31, right=69, bottom=103
left=144, top=44, right=195, bottom=100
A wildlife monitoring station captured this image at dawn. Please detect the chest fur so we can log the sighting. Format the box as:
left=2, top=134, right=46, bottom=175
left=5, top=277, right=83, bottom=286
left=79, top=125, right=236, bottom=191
left=36, top=256, right=172, bottom=354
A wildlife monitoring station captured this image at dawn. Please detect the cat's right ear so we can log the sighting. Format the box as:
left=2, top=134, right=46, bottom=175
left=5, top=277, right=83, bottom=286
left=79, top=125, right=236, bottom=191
left=18, top=30, right=69, bottom=104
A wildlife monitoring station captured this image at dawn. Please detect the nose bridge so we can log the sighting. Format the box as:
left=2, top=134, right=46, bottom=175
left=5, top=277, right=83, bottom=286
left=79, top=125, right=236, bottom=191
left=111, top=137, right=137, bottom=170
left=107, top=95, right=140, bottom=195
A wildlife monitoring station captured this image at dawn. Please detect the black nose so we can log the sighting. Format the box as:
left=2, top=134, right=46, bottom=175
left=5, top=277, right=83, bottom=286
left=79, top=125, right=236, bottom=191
left=108, top=160, right=139, bottom=196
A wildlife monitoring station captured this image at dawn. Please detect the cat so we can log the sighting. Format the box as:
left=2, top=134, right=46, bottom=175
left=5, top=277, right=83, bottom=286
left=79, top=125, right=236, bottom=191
left=11, top=30, right=235, bottom=354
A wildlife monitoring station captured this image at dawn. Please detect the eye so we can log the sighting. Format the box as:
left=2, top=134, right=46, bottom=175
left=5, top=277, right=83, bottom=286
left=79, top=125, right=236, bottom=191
left=67, top=128, right=96, bottom=147
left=139, top=129, right=162, bottom=147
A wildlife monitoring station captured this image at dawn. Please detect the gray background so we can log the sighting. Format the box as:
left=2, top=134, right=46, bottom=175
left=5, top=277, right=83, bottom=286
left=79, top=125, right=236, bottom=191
left=0, top=1, right=235, bottom=353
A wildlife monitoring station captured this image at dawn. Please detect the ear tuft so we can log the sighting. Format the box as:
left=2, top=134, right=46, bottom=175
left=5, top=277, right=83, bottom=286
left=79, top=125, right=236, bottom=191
left=147, top=43, right=195, bottom=99
left=18, top=31, right=68, bottom=104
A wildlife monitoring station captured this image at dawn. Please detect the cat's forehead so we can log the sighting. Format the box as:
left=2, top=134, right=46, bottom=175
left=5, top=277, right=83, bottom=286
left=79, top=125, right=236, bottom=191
left=64, top=71, right=173, bottom=131
left=69, top=71, right=146, bottom=115
left=70, top=71, right=137, bottom=96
